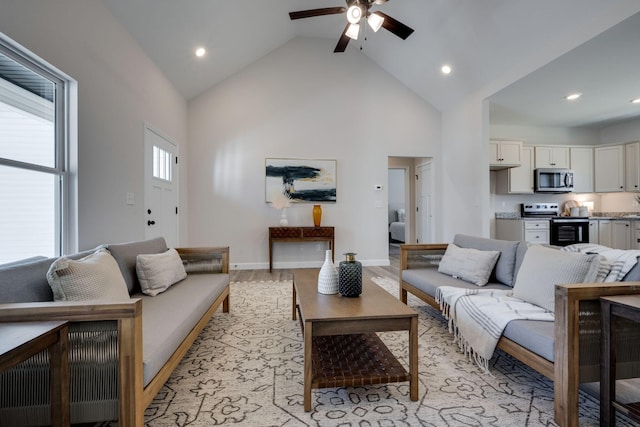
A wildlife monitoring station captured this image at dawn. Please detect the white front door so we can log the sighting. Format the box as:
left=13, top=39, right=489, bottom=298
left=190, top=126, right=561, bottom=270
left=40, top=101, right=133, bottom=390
left=144, top=125, right=178, bottom=248
left=417, top=162, right=432, bottom=243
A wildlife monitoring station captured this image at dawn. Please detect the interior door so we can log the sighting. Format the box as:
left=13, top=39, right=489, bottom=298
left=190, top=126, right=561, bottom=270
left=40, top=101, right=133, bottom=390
left=144, top=125, right=178, bottom=248
left=416, top=162, right=432, bottom=243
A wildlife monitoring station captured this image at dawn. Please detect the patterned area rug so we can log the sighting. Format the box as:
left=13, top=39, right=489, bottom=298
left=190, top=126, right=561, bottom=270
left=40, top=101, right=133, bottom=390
left=138, top=278, right=628, bottom=426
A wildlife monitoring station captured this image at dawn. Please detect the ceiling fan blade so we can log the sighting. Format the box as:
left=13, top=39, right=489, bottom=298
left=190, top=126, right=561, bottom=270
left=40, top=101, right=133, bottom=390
left=334, top=23, right=351, bottom=52
left=289, top=7, right=346, bottom=20
left=373, top=0, right=388, bottom=4
left=375, top=11, right=414, bottom=40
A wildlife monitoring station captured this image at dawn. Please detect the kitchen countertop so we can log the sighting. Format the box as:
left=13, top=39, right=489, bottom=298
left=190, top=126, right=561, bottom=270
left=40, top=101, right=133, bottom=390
left=495, top=212, right=640, bottom=220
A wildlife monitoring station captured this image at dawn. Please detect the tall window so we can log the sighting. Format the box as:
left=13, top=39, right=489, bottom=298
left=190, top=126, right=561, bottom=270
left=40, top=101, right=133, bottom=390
left=0, top=35, right=76, bottom=264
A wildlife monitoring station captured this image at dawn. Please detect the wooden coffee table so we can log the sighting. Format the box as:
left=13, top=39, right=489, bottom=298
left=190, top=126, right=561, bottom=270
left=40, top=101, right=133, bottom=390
left=292, top=269, right=418, bottom=411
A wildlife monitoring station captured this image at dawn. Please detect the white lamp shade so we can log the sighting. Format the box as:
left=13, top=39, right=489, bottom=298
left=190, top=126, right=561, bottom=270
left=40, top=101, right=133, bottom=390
left=346, top=5, right=362, bottom=24
left=346, top=23, right=360, bottom=40
left=367, top=13, right=384, bottom=32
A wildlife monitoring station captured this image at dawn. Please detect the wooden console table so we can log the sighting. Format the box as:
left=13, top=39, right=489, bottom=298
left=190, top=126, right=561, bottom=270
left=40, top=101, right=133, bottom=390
left=0, top=321, right=70, bottom=426
left=269, top=227, right=334, bottom=272
left=600, top=295, right=640, bottom=426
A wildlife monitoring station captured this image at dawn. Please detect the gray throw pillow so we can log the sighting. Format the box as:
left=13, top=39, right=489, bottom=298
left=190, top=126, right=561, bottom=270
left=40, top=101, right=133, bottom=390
left=512, top=244, right=600, bottom=312
left=136, top=248, right=187, bottom=296
left=437, top=243, right=500, bottom=286
left=46, top=248, right=130, bottom=301
left=453, top=234, right=519, bottom=286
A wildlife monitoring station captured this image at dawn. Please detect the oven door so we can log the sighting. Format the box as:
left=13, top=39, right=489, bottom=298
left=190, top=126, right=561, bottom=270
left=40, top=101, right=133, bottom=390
left=550, top=219, right=589, bottom=246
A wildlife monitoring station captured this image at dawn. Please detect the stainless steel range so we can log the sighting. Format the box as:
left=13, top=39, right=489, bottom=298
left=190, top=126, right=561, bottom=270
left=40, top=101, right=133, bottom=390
left=521, top=203, right=589, bottom=246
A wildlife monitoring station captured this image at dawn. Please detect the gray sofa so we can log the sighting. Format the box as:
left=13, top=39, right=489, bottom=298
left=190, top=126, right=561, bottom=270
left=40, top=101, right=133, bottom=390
left=400, top=234, right=640, bottom=427
left=0, top=237, right=230, bottom=427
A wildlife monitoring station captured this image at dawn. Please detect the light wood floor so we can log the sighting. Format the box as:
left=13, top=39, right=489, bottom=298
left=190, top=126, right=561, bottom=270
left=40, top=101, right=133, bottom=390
left=230, top=244, right=400, bottom=283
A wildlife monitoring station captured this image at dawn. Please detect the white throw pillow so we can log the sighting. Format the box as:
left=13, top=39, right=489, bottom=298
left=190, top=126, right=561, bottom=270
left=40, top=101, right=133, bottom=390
left=47, top=248, right=130, bottom=301
left=512, top=244, right=600, bottom=312
left=136, top=248, right=187, bottom=296
left=437, top=243, right=500, bottom=286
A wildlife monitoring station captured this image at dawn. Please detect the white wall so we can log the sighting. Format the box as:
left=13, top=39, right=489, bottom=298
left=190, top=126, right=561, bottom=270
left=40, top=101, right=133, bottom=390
left=600, top=117, right=640, bottom=145
left=0, top=0, right=188, bottom=251
left=490, top=124, right=600, bottom=146
left=187, top=37, right=440, bottom=269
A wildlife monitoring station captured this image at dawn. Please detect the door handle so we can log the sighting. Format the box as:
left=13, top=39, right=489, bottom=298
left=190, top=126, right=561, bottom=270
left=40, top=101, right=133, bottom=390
left=147, top=220, right=156, bottom=226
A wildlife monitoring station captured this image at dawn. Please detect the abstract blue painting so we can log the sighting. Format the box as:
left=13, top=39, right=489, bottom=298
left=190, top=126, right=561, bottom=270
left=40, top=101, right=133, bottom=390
left=265, top=158, right=337, bottom=203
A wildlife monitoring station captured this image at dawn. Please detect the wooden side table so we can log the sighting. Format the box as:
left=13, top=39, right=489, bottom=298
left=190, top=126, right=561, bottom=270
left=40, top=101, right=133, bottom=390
left=269, top=226, right=334, bottom=272
left=600, top=295, right=640, bottom=426
left=0, top=321, right=70, bottom=427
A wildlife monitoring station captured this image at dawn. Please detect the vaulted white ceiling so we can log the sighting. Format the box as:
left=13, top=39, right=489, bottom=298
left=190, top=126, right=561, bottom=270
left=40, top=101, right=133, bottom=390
left=101, top=0, right=640, bottom=127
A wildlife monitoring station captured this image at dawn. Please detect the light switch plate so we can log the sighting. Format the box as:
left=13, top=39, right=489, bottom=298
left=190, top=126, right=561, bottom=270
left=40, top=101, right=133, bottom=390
left=126, top=192, right=135, bottom=205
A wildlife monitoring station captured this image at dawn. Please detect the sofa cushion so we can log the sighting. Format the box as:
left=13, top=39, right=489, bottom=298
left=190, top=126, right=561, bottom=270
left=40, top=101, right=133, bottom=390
left=512, top=244, right=600, bottom=312
left=453, top=234, right=520, bottom=287
left=137, top=273, right=229, bottom=386
left=402, top=268, right=511, bottom=299
left=438, top=243, right=500, bottom=286
left=136, top=248, right=187, bottom=296
left=46, top=248, right=130, bottom=301
left=107, top=237, right=168, bottom=295
left=502, top=319, right=555, bottom=362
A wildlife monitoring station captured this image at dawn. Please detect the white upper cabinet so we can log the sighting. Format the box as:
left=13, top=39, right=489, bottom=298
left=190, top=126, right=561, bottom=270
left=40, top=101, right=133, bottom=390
left=534, top=146, right=570, bottom=169
left=595, top=145, right=625, bottom=192
left=490, top=140, right=522, bottom=170
left=625, top=142, right=640, bottom=192
left=496, top=146, right=534, bottom=194
left=570, top=147, right=593, bottom=193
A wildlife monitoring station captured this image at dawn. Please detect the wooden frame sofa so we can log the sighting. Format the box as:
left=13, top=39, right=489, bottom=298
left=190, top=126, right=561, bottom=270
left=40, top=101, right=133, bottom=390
left=0, top=238, right=230, bottom=426
left=400, top=238, right=640, bottom=427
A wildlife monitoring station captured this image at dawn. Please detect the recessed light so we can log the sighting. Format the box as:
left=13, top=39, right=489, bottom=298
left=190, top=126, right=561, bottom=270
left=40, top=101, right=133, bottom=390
left=565, top=93, right=581, bottom=101
left=631, top=98, right=640, bottom=104
left=441, top=65, right=452, bottom=75
left=195, top=47, right=206, bottom=57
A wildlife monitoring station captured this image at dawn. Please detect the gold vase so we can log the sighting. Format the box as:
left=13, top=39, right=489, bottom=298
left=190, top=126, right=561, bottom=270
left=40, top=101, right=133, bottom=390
left=312, top=205, right=322, bottom=227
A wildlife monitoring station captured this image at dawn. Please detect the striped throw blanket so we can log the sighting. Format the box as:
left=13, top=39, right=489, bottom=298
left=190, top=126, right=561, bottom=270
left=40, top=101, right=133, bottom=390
left=435, top=286, right=554, bottom=373
left=560, top=243, right=640, bottom=282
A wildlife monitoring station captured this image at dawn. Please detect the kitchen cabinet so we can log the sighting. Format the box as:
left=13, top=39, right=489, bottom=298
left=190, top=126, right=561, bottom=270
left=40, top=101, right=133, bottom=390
left=589, top=220, right=599, bottom=244
left=625, top=142, right=640, bottom=192
left=535, top=146, right=570, bottom=169
left=595, top=145, right=625, bottom=192
left=598, top=220, right=632, bottom=249
left=599, top=220, right=613, bottom=248
left=495, top=146, right=534, bottom=193
left=490, top=140, right=522, bottom=170
left=612, top=220, right=632, bottom=250
left=570, top=147, right=594, bottom=193
left=495, top=219, right=549, bottom=244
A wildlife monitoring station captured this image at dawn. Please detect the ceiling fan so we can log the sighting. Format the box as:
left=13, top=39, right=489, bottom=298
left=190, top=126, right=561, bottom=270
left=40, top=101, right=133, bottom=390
left=289, top=0, right=414, bottom=53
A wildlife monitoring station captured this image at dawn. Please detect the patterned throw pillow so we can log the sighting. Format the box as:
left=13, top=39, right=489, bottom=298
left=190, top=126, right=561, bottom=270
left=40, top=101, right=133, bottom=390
left=47, top=248, right=130, bottom=301
left=136, top=248, right=187, bottom=296
left=438, top=243, right=500, bottom=286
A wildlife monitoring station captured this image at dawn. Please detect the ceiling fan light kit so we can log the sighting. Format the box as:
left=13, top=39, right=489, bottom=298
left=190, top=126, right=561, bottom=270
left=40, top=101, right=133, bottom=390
left=346, top=23, right=360, bottom=40
left=289, top=0, right=413, bottom=53
left=367, top=13, right=384, bottom=32
left=347, top=5, right=363, bottom=24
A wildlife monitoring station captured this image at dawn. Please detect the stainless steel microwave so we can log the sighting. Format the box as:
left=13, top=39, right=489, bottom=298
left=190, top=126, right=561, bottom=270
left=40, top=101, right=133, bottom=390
left=534, top=168, right=574, bottom=193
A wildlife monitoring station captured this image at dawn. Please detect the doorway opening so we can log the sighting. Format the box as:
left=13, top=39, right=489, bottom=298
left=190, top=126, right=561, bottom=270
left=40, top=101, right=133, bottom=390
left=387, top=157, right=434, bottom=263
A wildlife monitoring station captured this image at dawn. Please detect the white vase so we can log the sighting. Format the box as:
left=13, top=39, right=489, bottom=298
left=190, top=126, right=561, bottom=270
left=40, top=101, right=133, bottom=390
left=279, top=208, right=288, bottom=226
left=318, top=250, right=339, bottom=294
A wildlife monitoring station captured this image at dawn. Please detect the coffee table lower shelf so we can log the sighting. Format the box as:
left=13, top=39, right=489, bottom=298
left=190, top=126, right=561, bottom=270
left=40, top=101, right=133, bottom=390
left=311, top=333, right=409, bottom=389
